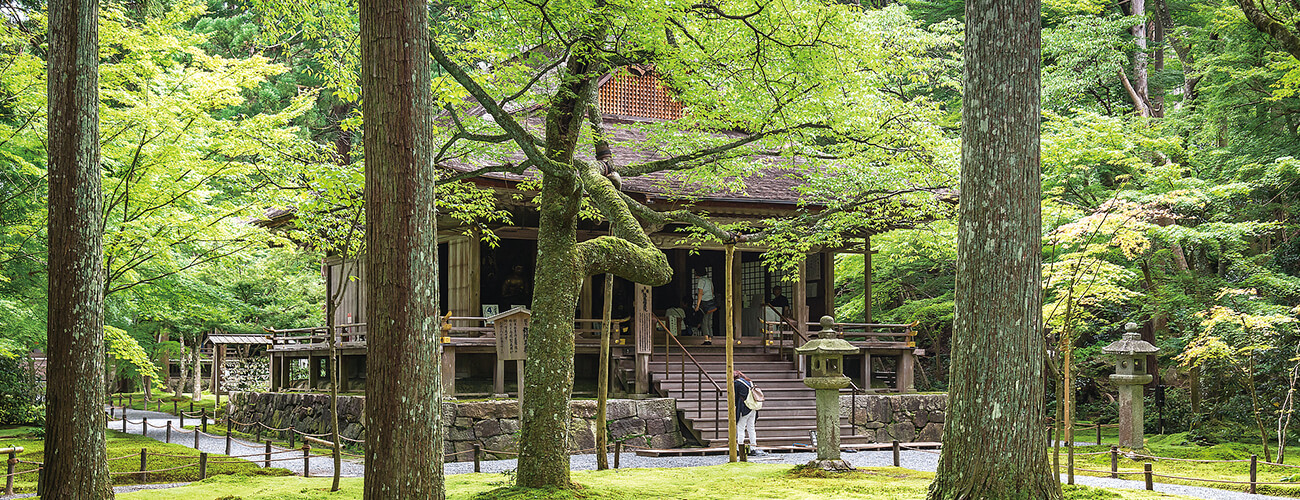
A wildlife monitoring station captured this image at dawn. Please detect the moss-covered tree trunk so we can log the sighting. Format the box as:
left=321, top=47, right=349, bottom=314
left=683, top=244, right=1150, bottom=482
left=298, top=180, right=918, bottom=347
left=359, top=0, right=443, bottom=497
left=43, top=0, right=112, bottom=497
left=926, top=0, right=1059, bottom=495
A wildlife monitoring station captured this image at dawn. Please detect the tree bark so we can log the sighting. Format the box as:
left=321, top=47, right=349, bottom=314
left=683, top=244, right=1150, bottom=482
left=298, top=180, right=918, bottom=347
left=191, top=341, right=201, bottom=401
left=1236, top=0, right=1300, bottom=59
left=43, top=0, right=112, bottom=496
left=927, top=0, right=1059, bottom=494
left=359, top=0, right=443, bottom=497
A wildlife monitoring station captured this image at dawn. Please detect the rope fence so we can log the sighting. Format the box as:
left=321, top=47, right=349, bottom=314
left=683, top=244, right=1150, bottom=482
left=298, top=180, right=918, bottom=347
left=100, top=401, right=1300, bottom=495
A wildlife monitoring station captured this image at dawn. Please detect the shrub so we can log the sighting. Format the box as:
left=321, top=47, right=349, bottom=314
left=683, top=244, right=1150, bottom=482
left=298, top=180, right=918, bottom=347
left=0, top=349, right=42, bottom=425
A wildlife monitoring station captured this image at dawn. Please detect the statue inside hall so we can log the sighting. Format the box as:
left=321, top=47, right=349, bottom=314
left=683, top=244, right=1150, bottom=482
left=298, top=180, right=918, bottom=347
left=500, top=264, right=531, bottom=307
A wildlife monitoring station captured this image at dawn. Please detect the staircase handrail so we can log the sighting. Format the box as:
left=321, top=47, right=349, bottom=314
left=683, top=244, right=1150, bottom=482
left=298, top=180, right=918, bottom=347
left=656, top=315, right=724, bottom=445
left=762, top=305, right=809, bottom=361
left=655, top=317, right=722, bottom=391
left=846, top=378, right=865, bottom=436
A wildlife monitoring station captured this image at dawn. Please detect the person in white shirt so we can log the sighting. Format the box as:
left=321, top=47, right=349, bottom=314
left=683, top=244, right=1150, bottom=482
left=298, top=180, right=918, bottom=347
left=693, top=267, right=717, bottom=345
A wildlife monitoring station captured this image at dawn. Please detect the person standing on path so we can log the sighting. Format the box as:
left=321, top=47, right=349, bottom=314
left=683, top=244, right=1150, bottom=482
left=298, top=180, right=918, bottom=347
left=694, top=267, right=717, bottom=345
left=734, top=370, right=763, bottom=455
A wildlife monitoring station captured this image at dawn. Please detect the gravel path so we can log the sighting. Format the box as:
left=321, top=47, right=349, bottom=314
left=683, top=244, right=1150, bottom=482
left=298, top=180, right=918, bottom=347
left=110, top=407, right=366, bottom=477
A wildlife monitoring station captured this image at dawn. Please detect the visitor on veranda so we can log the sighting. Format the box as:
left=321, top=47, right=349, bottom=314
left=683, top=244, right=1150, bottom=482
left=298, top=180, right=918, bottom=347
left=693, top=267, right=717, bottom=345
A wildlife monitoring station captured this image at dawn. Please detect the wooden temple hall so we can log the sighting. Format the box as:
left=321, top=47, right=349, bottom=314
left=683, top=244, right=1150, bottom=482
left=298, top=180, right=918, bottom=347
left=262, top=66, right=924, bottom=403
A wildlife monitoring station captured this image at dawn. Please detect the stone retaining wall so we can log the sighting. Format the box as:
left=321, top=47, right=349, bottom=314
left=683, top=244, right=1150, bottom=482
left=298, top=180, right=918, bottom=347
left=227, top=392, right=683, bottom=461
left=840, top=393, right=947, bottom=443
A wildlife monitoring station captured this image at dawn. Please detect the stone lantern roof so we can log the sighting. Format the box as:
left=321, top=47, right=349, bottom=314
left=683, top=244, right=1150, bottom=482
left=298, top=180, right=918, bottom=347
left=795, top=316, right=860, bottom=356
left=1102, top=323, right=1159, bottom=356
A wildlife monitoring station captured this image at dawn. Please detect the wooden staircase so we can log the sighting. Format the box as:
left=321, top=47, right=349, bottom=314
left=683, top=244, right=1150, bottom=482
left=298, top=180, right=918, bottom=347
left=636, top=350, right=864, bottom=448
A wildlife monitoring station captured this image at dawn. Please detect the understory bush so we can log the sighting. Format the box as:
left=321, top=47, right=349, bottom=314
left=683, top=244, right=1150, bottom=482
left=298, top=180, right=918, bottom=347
left=0, top=349, right=42, bottom=425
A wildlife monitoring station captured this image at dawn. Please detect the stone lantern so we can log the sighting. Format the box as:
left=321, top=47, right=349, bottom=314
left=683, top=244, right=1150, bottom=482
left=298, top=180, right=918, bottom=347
left=795, top=316, right=860, bottom=471
left=1102, top=322, right=1159, bottom=449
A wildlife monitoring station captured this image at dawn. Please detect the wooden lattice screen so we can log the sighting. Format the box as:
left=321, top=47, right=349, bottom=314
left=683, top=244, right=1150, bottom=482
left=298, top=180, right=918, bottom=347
left=598, top=67, right=684, bottom=121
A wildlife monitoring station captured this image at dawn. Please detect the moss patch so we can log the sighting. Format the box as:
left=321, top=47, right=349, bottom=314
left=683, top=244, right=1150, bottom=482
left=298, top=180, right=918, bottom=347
left=119, top=463, right=1199, bottom=500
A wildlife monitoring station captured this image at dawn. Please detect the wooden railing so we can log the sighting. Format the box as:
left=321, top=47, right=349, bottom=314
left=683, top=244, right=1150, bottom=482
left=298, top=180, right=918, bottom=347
left=266, top=317, right=629, bottom=348
left=655, top=316, right=724, bottom=439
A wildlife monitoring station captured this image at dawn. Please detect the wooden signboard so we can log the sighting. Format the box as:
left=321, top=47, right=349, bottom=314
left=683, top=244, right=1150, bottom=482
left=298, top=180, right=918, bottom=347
left=488, top=307, right=530, bottom=361
left=635, top=283, right=653, bottom=355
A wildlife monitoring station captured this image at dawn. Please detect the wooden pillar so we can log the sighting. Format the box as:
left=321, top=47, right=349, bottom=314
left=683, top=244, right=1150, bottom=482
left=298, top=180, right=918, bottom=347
left=448, top=234, right=481, bottom=322
left=441, top=345, right=457, bottom=396
left=209, top=343, right=222, bottom=395
left=516, top=360, right=524, bottom=398
left=494, top=358, right=506, bottom=396
left=895, top=351, right=916, bottom=393
left=308, top=355, right=320, bottom=390
left=822, top=250, right=835, bottom=319
left=731, top=250, right=743, bottom=339
left=634, top=282, right=652, bottom=395
left=794, top=256, right=809, bottom=373
left=281, top=356, right=292, bottom=390
left=862, top=352, right=873, bottom=392
left=270, top=354, right=279, bottom=391
left=864, top=236, right=873, bottom=324
left=580, top=275, right=593, bottom=322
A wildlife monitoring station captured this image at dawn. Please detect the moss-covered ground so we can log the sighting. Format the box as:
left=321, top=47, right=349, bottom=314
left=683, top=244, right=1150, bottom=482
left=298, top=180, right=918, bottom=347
left=1065, top=433, right=1300, bottom=497
left=0, top=425, right=292, bottom=494
left=109, top=464, right=1194, bottom=500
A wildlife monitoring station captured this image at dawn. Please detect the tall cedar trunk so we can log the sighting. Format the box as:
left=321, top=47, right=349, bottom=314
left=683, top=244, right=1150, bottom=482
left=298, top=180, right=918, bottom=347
left=43, top=0, right=112, bottom=497
left=927, top=0, right=1058, bottom=494
left=359, top=0, right=443, bottom=497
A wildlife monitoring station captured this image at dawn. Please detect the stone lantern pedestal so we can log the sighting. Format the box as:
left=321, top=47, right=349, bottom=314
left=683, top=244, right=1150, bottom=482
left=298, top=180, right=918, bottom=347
left=1103, top=322, right=1159, bottom=449
left=795, top=316, right=860, bottom=471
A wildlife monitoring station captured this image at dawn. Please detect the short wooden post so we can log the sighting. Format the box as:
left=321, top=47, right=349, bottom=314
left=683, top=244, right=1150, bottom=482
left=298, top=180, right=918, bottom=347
left=288, top=430, right=296, bottom=448
left=473, top=444, right=481, bottom=473
left=1143, top=463, right=1153, bottom=490
left=142, top=417, right=148, bottom=437
left=173, top=400, right=178, bottom=415
left=180, top=411, right=185, bottom=428
left=139, top=447, right=148, bottom=482
left=128, top=394, right=133, bottom=408
left=265, top=440, right=272, bottom=468
left=225, top=417, right=232, bottom=456
left=109, top=405, right=114, bottom=419
left=123, top=412, right=128, bottom=432
left=1110, top=446, right=1118, bottom=478
left=1096, top=425, right=1102, bottom=446
left=1067, top=443, right=1074, bottom=485
left=193, top=424, right=200, bottom=448
left=6, top=449, right=16, bottom=495
left=302, top=443, right=311, bottom=478
left=739, top=444, right=748, bottom=463
left=201, top=409, right=208, bottom=433
left=199, top=452, right=208, bottom=480
left=892, top=440, right=901, bottom=467
left=190, top=400, right=194, bottom=413
left=166, top=421, right=172, bottom=443
left=1250, top=454, right=1258, bottom=494
left=615, top=442, right=622, bottom=469
left=36, top=467, right=42, bottom=497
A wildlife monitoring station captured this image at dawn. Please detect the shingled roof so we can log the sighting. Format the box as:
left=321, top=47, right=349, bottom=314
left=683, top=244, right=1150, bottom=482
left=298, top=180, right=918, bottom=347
left=447, top=66, right=811, bottom=205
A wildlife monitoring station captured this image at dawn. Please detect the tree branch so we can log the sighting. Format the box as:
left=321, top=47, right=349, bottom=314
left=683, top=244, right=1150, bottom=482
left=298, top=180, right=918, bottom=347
left=615, top=123, right=829, bottom=177
left=429, top=40, right=565, bottom=176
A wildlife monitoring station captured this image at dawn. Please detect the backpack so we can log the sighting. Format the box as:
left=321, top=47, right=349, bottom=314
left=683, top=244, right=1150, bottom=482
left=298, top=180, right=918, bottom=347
left=744, top=382, right=765, bottom=411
